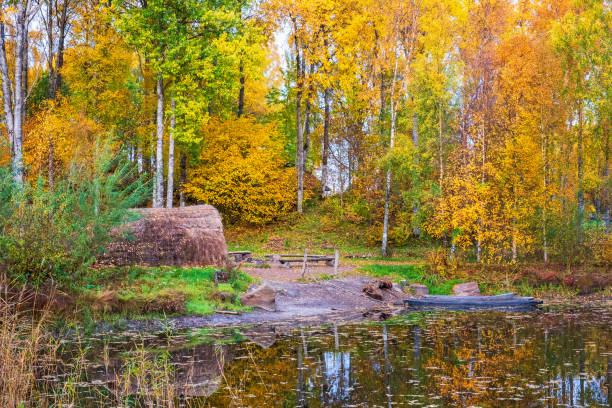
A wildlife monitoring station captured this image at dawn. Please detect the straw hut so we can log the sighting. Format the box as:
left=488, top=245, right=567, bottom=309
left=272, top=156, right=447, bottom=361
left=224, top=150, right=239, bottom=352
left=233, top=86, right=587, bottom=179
left=99, top=205, right=227, bottom=267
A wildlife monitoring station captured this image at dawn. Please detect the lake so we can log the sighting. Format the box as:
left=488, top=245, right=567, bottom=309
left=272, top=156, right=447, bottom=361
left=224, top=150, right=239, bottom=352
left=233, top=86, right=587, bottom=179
left=49, top=304, right=612, bottom=407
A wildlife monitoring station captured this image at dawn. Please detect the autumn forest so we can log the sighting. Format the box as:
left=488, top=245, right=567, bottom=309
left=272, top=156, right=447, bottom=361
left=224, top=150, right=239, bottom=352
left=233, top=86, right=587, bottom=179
left=0, top=0, right=610, bottom=269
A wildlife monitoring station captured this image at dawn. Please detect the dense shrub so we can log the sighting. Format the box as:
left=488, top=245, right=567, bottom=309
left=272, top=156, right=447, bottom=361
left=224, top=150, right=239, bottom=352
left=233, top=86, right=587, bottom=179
left=0, top=144, right=149, bottom=286
left=185, top=117, right=317, bottom=225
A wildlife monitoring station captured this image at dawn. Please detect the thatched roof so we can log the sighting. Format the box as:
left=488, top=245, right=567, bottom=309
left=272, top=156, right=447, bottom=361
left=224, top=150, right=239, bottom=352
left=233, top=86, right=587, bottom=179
left=98, top=205, right=227, bottom=268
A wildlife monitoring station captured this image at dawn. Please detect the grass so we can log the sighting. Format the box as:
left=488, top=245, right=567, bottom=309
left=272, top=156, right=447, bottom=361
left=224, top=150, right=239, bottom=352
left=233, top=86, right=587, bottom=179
left=359, top=264, right=466, bottom=295
left=79, top=266, right=256, bottom=319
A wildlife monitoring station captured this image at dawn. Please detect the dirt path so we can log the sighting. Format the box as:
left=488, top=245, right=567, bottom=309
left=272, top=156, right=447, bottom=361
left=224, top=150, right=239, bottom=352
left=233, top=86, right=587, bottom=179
left=121, top=275, right=409, bottom=332
left=243, top=263, right=356, bottom=282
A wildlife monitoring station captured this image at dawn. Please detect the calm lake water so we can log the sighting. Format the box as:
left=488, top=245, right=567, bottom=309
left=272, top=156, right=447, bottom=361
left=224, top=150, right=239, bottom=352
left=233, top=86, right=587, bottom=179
left=52, top=304, right=612, bottom=407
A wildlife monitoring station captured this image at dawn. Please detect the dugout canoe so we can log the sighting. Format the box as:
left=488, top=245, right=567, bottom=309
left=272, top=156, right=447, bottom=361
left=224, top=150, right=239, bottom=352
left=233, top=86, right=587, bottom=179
left=404, top=292, right=542, bottom=310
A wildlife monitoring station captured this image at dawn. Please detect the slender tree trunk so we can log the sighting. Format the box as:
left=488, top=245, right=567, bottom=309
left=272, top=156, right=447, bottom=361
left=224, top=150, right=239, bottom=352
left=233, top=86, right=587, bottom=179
left=154, top=74, right=164, bottom=207
left=303, top=97, right=311, bottom=175
left=604, top=121, right=610, bottom=234
left=293, top=19, right=304, bottom=214
left=151, top=141, right=156, bottom=204
left=379, top=71, right=386, bottom=129
left=512, top=196, right=518, bottom=262
left=21, top=30, right=27, bottom=122
left=179, top=151, right=186, bottom=207
left=439, top=101, right=447, bottom=247
left=541, top=114, right=549, bottom=262
left=137, top=146, right=143, bottom=173
left=577, top=102, right=584, bottom=240
left=0, top=21, right=14, bottom=160
left=382, top=58, right=399, bottom=258
left=412, top=112, right=420, bottom=237
left=54, top=0, right=68, bottom=93
left=477, top=121, right=486, bottom=263
left=47, top=0, right=54, bottom=97
left=237, top=61, right=244, bottom=117
left=166, top=99, right=175, bottom=208
left=12, top=0, right=27, bottom=187
left=321, top=86, right=330, bottom=195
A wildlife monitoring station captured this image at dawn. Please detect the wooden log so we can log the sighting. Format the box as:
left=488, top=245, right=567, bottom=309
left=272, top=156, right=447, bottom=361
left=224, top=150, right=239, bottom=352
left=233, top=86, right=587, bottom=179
left=214, top=310, right=240, bottom=315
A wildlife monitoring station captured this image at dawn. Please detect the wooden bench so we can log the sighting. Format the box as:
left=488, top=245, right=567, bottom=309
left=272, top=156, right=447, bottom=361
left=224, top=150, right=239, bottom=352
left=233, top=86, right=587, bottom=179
left=265, top=254, right=334, bottom=268
left=228, top=251, right=253, bottom=262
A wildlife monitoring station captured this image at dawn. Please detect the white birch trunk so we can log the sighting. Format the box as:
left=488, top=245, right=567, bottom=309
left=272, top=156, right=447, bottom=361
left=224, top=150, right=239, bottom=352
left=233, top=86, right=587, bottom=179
left=0, top=21, right=14, bottom=159
left=154, top=75, right=164, bottom=208
left=321, top=87, right=330, bottom=195
left=151, top=141, right=156, bottom=205
left=166, top=99, right=175, bottom=208
left=137, top=146, right=143, bottom=173
left=293, top=18, right=304, bottom=213
left=12, top=0, right=27, bottom=187
left=382, top=57, right=399, bottom=258
left=412, top=112, right=420, bottom=237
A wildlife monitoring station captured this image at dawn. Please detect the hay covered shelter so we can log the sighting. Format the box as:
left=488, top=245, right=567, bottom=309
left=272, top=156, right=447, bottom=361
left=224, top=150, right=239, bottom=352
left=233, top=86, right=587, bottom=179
left=99, top=205, right=227, bottom=267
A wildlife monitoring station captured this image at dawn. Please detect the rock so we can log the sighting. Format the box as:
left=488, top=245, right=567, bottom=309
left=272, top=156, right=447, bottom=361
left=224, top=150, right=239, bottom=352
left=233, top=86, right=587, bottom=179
left=269, top=254, right=282, bottom=264
left=378, top=279, right=393, bottom=289
left=214, top=291, right=235, bottom=303
left=363, top=286, right=383, bottom=300
left=410, top=283, right=429, bottom=297
left=452, top=282, right=480, bottom=296
left=391, top=283, right=404, bottom=294
left=240, top=284, right=276, bottom=311
left=362, top=279, right=393, bottom=300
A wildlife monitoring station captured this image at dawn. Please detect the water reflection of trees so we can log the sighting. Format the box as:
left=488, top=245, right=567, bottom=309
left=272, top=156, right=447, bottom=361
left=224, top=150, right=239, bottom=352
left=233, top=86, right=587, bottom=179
left=199, top=310, right=611, bottom=407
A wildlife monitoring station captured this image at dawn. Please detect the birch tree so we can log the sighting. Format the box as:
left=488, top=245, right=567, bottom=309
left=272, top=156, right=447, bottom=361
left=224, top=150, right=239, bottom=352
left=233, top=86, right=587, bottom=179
left=0, top=0, right=38, bottom=187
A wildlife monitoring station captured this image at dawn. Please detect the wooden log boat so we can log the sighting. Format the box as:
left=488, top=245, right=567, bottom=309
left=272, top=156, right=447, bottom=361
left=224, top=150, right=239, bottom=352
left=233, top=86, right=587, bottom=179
left=404, top=292, right=542, bottom=310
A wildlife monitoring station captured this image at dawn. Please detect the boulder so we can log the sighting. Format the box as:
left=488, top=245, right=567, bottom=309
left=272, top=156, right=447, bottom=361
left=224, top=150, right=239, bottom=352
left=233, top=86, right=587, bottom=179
left=362, top=279, right=393, bottom=300
left=452, top=282, right=481, bottom=296
left=240, top=284, right=276, bottom=311
left=410, top=283, right=429, bottom=297
left=363, top=286, right=383, bottom=300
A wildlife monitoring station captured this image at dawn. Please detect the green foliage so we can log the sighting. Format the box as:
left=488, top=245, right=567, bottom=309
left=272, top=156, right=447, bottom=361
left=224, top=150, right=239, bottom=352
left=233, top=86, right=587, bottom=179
left=359, top=264, right=464, bottom=295
left=83, top=266, right=254, bottom=318
left=0, top=143, right=149, bottom=286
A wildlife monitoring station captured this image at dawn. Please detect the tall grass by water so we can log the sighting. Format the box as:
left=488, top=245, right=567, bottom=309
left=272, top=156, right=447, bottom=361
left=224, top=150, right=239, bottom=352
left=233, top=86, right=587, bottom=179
left=0, top=283, right=179, bottom=407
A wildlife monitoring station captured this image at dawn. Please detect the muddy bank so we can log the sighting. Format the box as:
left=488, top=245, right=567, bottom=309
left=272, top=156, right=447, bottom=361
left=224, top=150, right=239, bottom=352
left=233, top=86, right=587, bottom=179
left=119, top=275, right=407, bottom=332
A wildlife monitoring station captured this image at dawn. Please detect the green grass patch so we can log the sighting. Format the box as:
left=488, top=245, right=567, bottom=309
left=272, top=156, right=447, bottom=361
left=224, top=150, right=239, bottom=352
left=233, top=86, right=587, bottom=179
left=359, top=264, right=465, bottom=295
left=79, top=266, right=255, bottom=320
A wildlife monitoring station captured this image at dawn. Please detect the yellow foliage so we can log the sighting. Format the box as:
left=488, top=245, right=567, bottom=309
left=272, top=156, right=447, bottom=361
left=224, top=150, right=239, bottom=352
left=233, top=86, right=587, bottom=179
left=24, top=99, right=104, bottom=179
left=184, top=117, right=299, bottom=225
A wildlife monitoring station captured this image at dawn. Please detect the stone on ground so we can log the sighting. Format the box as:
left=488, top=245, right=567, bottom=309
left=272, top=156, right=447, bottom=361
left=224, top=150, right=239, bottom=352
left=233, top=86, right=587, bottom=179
left=409, top=283, right=429, bottom=297
left=452, top=282, right=480, bottom=296
left=362, top=279, right=393, bottom=300
left=240, top=284, right=276, bottom=311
